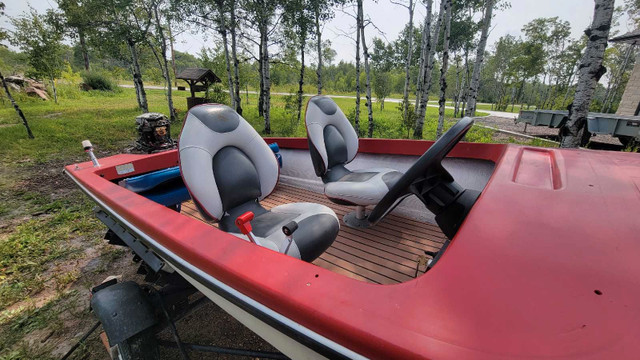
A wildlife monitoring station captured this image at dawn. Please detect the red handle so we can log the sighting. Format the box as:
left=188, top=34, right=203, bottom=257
left=235, top=211, right=254, bottom=235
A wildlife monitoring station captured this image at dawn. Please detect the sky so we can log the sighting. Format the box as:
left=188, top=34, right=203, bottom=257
left=1, top=0, right=634, bottom=64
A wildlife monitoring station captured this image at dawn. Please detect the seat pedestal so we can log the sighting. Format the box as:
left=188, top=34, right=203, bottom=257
left=343, top=205, right=372, bottom=229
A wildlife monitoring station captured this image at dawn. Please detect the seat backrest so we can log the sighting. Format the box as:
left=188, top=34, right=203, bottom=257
left=179, top=104, right=278, bottom=221
left=305, top=96, right=359, bottom=179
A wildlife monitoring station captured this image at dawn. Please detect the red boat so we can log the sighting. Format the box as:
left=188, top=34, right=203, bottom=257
left=65, top=98, right=640, bottom=359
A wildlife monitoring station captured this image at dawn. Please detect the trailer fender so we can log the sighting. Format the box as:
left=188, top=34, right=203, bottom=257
left=91, top=281, right=157, bottom=346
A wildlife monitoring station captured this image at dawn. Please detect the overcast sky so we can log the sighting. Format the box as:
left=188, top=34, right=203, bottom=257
left=1, top=0, right=634, bottom=64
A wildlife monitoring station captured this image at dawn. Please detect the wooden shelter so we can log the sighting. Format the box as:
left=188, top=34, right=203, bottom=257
left=176, top=68, right=221, bottom=109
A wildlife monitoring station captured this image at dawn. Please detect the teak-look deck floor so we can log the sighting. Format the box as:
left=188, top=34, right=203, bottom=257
left=181, top=184, right=446, bottom=284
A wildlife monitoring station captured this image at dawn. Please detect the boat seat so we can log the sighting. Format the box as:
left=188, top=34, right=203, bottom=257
left=305, top=96, right=403, bottom=227
left=179, top=104, right=339, bottom=262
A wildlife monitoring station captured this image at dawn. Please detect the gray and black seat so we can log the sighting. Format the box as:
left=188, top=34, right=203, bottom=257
left=179, top=104, right=339, bottom=262
left=305, top=96, right=403, bottom=227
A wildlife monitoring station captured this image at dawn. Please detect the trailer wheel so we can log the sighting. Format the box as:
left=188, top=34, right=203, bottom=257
left=115, top=328, right=160, bottom=360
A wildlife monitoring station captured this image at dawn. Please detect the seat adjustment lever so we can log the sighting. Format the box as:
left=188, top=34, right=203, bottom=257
left=236, top=212, right=262, bottom=246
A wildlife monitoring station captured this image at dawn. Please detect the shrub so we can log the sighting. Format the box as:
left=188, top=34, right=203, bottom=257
left=206, top=84, right=229, bottom=105
left=81, top=71, right=117, bottom=91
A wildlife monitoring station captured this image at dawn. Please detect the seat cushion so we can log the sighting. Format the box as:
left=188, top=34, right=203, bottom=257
left=230, top=203, right=339, bottom=262
left=324, top=168, right=403, bottom=206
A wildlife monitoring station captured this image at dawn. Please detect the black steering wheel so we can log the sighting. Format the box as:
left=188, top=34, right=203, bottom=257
left=368, top=117, right=480, bottom=239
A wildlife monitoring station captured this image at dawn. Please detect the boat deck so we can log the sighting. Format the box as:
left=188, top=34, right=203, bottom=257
left=181, top=184, right=446, bottom=284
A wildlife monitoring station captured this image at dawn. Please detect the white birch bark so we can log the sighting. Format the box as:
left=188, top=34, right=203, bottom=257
left=414, top=0, right=440, bottom=138
left=465, top=0, right=494, bottom=117
left=436, top=0, right=452, bottom=139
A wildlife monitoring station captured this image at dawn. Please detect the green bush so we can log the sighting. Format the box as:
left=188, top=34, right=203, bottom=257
left=206, top=84, right=229, bottom=105
left=81, top=71, right=117, bottom=91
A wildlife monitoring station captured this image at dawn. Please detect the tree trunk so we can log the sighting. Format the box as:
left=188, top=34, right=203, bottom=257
left=402, top=0, right=415, bottom=123
left=1, top=70, right=34, bottom=139
left=258, top=38, right=264, bottom=117
left=78, top=28, right=90, bottom=71
left=415, top=11, right=428, bottom=107
left=168, top=20, right=178, bottom=87
left=457, top=70, right=467, bottom=118
left=230, top=0, right=242, bottom=115
left=461, top=49, right=470, bottom=117
left=50, top=77, right=58, bottom=104
left=413, top=0, right=437, bottom=138
left=315, top=5, right=323, bottom=95
left=453, top=56, right=461, bottom=117
left=127, top=38, right=148, bottom=113
left=218, top=2, right=235, bottom=109
left=354, top=0, right=362, bottom=136
left=465, top=0, right=494, bottom=117
left=360, top=4, right=374, bottom=138
left=261, top=23, right=271, bottom=134
left=153, top=6, right=175, bottom=121
left=297, top=39, right=305, bottom=125
left=561, top=0, right=614, bottom=148
left=436, top=0, right=452, bottom=139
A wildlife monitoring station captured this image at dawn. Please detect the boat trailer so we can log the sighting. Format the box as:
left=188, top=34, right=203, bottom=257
left=517, top=109, right=640, bottom=147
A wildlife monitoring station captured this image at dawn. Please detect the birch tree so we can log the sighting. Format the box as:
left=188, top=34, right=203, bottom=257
left=144, top=0, right=176, bottom=121
left=245, top=0, right=277, bottom=134
left=354, top=0, right=362, bottom=135
left=216, top=0, right=235, bottom=109
left=414, top=0, right=441, bottom=138
left=229, top=0, right=242, bottom=114
left=284, top=0, right=314, bottom=125
left=94, top=0, right=150, bottom=112
left=359, top=0, right=375, bottom=137
left=560, top=0, right=615, bottom=148
left=436, top=0, right=452, bottom=138
left=415, top=0, right=433, bottom=112
left=392, top=0, right=415, bottom=124
left=310, top=0, right=337, bottom=94
left=465, top=0, right=494, bottom=117
left=56, top=0, right=93, bottom=71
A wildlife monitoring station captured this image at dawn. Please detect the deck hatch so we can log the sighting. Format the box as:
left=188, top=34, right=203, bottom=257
left=512, top=148, right=563, bottom=190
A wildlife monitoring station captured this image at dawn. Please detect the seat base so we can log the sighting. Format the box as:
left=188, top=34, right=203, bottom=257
left=343, top=205, right=373, bottom=229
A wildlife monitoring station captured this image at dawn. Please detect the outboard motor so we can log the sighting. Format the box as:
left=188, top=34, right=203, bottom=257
left=135, top=112, right=176, bottom=153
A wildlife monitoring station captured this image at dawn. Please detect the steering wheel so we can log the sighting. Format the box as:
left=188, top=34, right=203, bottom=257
left=368, top=117, right=480, bottom=239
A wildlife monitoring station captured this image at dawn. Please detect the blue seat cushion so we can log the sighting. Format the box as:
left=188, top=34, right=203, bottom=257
left=119, top=166, right=190, bottom=206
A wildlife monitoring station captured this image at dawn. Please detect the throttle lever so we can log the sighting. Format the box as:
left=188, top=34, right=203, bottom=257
left=282, top=221, right=299, bottom=255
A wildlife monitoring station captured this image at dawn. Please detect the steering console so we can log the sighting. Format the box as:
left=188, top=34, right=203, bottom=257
left=368, top=117, right=480, bottom=239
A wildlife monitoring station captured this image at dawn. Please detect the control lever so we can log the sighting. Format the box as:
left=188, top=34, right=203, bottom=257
left=282, top=221, right=299, bottom=255
left=235, top=212, right=262, bottom=246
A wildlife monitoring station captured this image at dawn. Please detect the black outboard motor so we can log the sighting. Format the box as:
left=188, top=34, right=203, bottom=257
left=135, top=112, right=176, bottom=153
